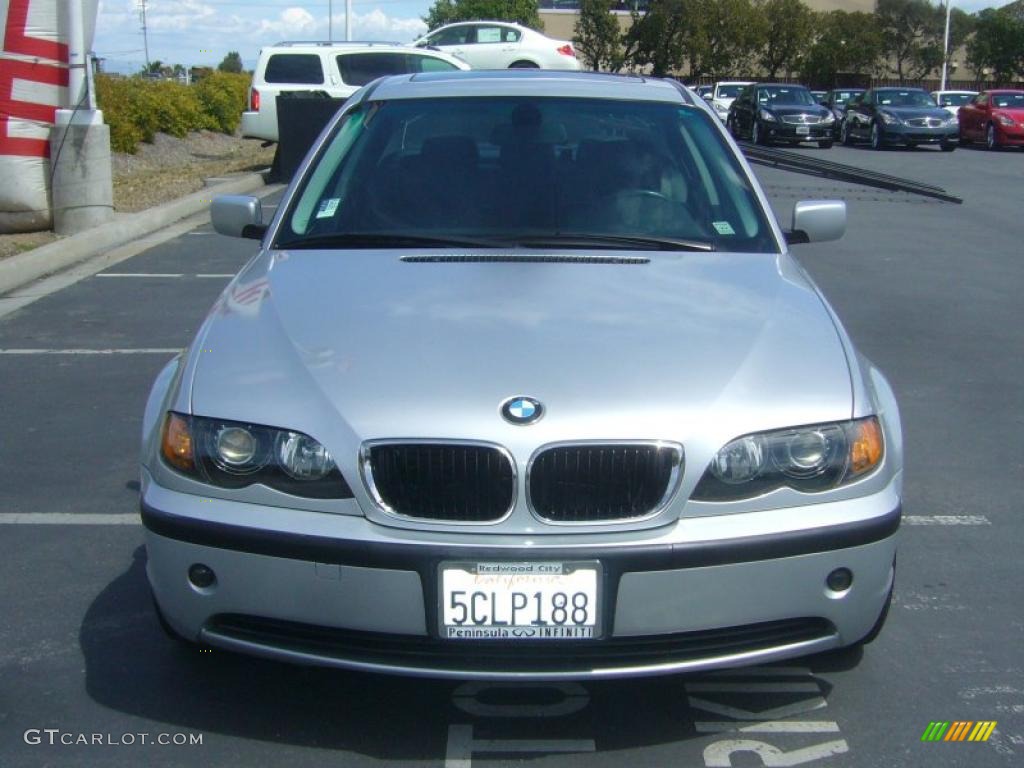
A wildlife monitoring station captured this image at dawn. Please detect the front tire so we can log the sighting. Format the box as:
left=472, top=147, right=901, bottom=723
left=841, top=120, right=854, bottom=146
left=940, top=140, right=957, bottom=152
left=986, top=123, right=1000, bottom=150
left=818, top=139, right=834, bottom=149
left=870, top=121, right=884, bottom=150
left=752, top=120, right=766, bottom=145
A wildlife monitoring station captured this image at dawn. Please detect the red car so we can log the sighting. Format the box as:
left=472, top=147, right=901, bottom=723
left=958, top=90, right=1024, bottom=150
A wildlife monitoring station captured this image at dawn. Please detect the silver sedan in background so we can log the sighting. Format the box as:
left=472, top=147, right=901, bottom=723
left=141, top=71, right=902, bottom=679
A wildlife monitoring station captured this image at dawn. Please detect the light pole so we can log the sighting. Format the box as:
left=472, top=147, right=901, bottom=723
left=329, top=0, right=333, bottom=41
left=940, top=0, right=952, bottom=92
left=346, top=0, right=352, bottom=41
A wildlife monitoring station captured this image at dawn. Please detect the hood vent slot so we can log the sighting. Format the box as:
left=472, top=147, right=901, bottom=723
left=401, top=254, right=649, bottom=265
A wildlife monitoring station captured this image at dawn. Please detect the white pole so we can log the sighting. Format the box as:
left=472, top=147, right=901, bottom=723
left=67, top=0, right=86, bottom=107
left=346, top=0, right=352, bottom=41
left=940, top=0, right=952, bottom=92
left=329, top=0, right=333, bottom=41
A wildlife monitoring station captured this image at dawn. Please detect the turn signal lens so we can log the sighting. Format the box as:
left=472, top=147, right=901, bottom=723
left=556, top=44, right=575, bottom=57
left=848, top=417, right=884, bottom=477
left=161, top=413, right=194, bottom=471
left=250, top=87, right=260, bottom=112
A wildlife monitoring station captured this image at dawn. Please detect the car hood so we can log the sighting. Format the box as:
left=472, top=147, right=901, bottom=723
left=765, top=105, right=832, bottom=119
left=191, top=249, right=852, bottom=451
left=882, top=105, right=949, bottom=120
left=994, top=107, right=1024, bottom=120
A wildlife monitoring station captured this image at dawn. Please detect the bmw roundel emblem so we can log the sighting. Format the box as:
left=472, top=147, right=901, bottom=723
left=501, top=396, right=544, bottom=425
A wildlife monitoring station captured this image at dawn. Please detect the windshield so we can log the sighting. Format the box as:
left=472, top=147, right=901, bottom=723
left=993, top=92, right=1024, bottom=109
left=716, top=84, right=746, bottom=100
left=832, top=90, right=863, bottom=106
left=876, top=90, right=935, bottom=108
left=937, top=93, right=973, bottom=107
left=279, top=96, right=777, bottom=253
left=757, top=86, right=815, bottom=106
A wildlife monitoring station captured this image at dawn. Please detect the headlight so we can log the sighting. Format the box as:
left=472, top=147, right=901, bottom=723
left=160, top=412, right=353, bottom=498
left=997, top=114, right=1016, bottom=127
left=821, top=113, right=835, bottom=125
left=758, top=109, right=777, bottom=122
left=693, top=417, right=884, bottom=501
left=878, top=111, right=900, bottom=125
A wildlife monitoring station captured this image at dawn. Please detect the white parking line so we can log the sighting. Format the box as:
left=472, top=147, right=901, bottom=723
left=687, top=682, right=822, bottom=694
left=0, top=348, right=180, bottom=355
left=903, top=515, right=991, bottom=525
left=695, top=722, right=841, bottom=733
left=96, top=273, right=234, bottom=278
left=0, top=513, right=141, bottom=524
left=97, top=273, right=183, bottom=278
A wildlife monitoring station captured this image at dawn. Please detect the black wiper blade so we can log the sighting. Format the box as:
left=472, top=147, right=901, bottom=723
left=276, top=232, right=508, bottom=250
left=513, top=233, right=715, bottom=252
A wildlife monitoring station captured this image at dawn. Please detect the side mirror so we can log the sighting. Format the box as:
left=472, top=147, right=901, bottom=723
left=702, top=93, right=713, bottom=102
left=211, top=195, right=265, bottom=240
left=786, top=200, right=846, bottom=245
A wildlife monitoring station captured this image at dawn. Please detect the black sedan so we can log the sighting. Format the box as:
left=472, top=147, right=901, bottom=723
left=821, top=88, right=865, bottom=138
left=727, top=84, right=835, bottom=148
left=840, top=87, right=958, bottom=151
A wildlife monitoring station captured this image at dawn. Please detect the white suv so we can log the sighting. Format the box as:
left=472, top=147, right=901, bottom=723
left=240, top=42, right=470, bottom=142
left=412, top=21, right=581, bottom=70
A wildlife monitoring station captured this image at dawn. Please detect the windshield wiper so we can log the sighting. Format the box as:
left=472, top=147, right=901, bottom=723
left=276, top=232, right=509, bottom=250
left=511, top=234, right=715, bottom=252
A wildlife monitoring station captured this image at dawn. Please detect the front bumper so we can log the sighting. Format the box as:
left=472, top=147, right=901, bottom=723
left=143, top=471, right=900, bottom=679
left=880, top=124, right=958, bottom=145
left=763, top=122, right=834, bottom=142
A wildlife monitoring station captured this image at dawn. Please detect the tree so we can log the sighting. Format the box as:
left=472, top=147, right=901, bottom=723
left=682, top=0, right=764, bottom=80
left=874, top=0, right=943, bottom=80
left=574, top=0, right=623, bottom=71
left=423, top=0, right=541, bottom=31
left=967, top=7, right=1024, bottom=82
left=801, top=11, right=884, bottom=88
left=218, top=51, right=244, bottom=74
left=621, top=0, right=690, bottom=77
left=755, top=0, right=813, bottom=79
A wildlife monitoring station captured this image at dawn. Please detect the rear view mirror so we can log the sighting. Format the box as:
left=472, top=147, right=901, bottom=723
left=786, top=200, right=846, bottom=245
left=211, top=195, right=265, bottom=240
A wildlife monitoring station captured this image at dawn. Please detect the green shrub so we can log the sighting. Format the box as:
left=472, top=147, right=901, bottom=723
left=195, top=72, right=249, bottom=134
left=96, top=72, right=249, bottom=153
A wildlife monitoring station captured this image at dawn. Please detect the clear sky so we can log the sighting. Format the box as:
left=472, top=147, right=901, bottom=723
left=93, top=0, right=1019, bottom=75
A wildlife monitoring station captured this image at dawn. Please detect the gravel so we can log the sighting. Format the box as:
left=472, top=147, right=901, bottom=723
left=1, top=131, right=274, bottom=261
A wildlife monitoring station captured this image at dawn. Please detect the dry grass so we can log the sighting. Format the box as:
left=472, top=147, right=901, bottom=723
left=0, top=131, right=274, bottom=261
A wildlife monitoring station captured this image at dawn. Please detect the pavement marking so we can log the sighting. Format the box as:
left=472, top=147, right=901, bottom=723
left=0, top=348, right=180, bottom=355
left=0, top=513, right=141, bottom=525
left=95, top=272, right=234, bottom=278
left=695, top=722, right=841, bottom=733
left=903, top=515, right=991, bottom=525
left=687, top=682, right=822, bottom=694
left=97, top=272, right=183, bottom=278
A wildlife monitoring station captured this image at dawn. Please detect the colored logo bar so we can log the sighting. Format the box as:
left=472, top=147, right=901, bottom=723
left=921, top=721, right=997, bottom=742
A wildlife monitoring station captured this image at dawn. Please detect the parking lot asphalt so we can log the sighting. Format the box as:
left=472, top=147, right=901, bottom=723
left=1, top=145, right=1022, bottom=767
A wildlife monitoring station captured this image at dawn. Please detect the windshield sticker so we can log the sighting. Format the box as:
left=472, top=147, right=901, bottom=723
left=713, top=221, right=736, bottom=236
left=316, top=198, right=340, bottom=219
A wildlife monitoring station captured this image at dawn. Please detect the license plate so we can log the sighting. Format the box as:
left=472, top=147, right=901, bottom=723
left=796, top=126, right=810, bottom=135
left=440, top=562, right=601, bottom=640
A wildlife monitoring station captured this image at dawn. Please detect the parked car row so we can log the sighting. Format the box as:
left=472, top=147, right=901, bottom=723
left=242, top=22, right=580, bottom=142
left=696, top=81, right=1024, bottom=152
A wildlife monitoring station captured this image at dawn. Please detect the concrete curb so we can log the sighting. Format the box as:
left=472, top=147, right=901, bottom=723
left=0, top=172, right=266, bottom=297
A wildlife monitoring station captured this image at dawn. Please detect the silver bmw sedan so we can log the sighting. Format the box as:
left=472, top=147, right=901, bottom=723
left=140, top=71, right=901, bottom=679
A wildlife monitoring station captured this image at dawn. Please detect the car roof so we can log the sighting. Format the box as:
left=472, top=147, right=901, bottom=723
left=873, top=86, right=926, bottom=92
left=757, top=83, right=810, bottom=89
left=365, top=70, right=691, bottom=104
